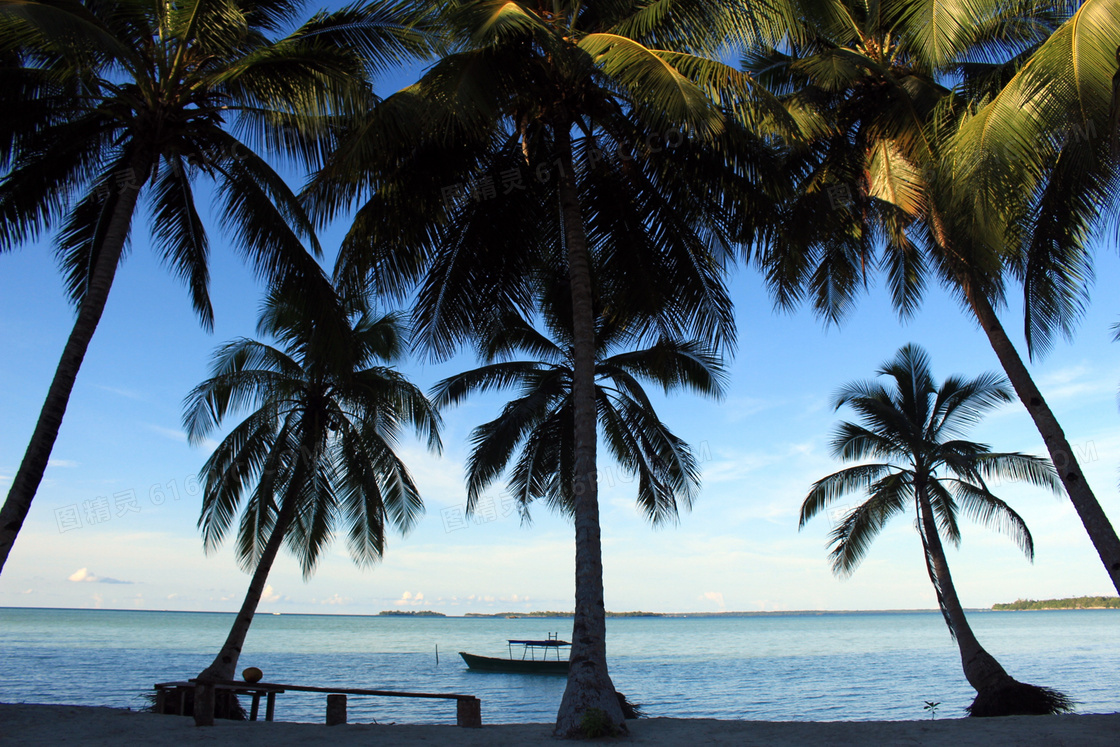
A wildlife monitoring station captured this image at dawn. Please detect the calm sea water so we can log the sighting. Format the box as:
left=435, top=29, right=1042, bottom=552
left=0, top=607, right=1116, bottom=724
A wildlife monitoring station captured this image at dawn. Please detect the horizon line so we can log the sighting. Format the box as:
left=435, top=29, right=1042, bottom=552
left=1, top=604, right=1020, bottom=617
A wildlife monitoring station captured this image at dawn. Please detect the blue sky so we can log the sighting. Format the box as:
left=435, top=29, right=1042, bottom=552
left=2, top=27, right=1119, bottom=616
left=4, top=230, right=1117, bottom=615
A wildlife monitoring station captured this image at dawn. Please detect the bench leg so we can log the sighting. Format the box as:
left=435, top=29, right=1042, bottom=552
left=326, top=694, right=347, bottom=726
left=250, top=692, right=261, bottom=721
left=154, top=689, right=167, bottom=715
left=265, top=692, right=276, bottom=722
left=456, top=697, right=482, bottom=728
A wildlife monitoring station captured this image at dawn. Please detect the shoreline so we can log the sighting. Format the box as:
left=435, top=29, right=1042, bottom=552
left=9, top=604, right=1101, bottom=618
left=3, top=704, right=1119, bottom=746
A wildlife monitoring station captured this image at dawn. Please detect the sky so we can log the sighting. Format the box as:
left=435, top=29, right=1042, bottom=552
left=2, top=30, right=1120, bottom=617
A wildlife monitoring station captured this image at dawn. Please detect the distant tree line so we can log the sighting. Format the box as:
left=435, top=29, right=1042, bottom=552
left=993, top=597, right=1120, bottom=611
left=378, top=610, right=447, bottom=617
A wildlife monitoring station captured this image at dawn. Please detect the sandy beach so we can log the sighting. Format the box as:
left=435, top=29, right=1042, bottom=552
left=2, top=704, right=1117, bottom=745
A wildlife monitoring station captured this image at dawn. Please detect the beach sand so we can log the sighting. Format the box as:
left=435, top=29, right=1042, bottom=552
left=2, top=704, right=1118, bottom=745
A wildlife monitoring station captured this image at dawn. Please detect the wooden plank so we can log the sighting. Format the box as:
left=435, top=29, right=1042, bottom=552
left=243, top=682, right=474, bottom=700
left=167, top=678, right=469, bottom=701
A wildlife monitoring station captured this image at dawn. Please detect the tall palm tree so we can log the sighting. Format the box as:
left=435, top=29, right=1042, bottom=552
left=801, top=344, right=1072, bottom=716
left=946, top=0, right=1120, bottom=592
left=432, top=305, right=725, bottom=527
left=0, top=0, right=436, bottom=574
left=183, top=284, right=441, bottom=685
left=745, top=0, right=1120, bottom=593
left=308, top=0, right=782, bottom=733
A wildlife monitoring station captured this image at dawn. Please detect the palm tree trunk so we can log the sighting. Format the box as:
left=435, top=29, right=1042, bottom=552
left=916, top=491, right=1013, bottom=693
left=0, top=152, right=152, bottom=575
left=198, top=492, right=299, bottom=683
left=964, top=286, right=1120, bottom=594
left=552, top=122, right=625, bottom=737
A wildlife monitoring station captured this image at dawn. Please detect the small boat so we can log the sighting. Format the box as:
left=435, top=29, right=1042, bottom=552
left=459, top=634, right=570, bottom=674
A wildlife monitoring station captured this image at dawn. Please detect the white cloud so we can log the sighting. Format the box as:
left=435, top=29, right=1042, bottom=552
left=393, top=590, right=426, bottom=607
left=147, top=425, right=188, bottom=443
left=723, top=396, right=786, bottom=422
left=147, top=424, right=219, bottom=451
left=1035, top=364, right=1117, bottom=403
left=261, top=584, right=281, bottom=604
left=702, top=591, right=726, bottom=611
left=320, top=594, right=350, bottom=606
left=48, top=459, right=79, bottom=469
left=67, top=567, right=133, bottom=584
left=94, top=384, right=146, bottom=401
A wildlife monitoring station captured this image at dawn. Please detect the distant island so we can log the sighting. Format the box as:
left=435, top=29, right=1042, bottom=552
left=464, top=610, right=660, bottom=618
left=459, top=609, right=947, bottom=618
left=993, top=596, right=1120, bottom=611
left=378, top=610, right=447, bottom=617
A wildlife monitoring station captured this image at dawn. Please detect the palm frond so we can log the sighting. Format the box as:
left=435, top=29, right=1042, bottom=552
left=827, top=471, right=911, bottom=575
left=431, top=361, right=554, bottom=409
left=947, top=478, right=1035, bottom=559
left=601, top=338, right=726, bottom=398
left=800, top=463, right=897, bottom=527
left=150, top=157, right=213, bottom=328
left=579, top=33, right=723, bottom=138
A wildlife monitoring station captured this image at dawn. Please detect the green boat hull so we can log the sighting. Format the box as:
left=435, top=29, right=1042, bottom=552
left=459, top=652, right=569, bottom=674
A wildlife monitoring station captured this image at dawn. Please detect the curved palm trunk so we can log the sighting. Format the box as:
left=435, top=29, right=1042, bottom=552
left=916, top=491, right=1013, bottom=693
left=917, top=489, right=1071, bottom=716
left=963, top=286, right=1120, bottom=594
left=0, top=153, right=152, bottom=574
left=553, top=123, right=625, bottom=737
left=198, top=492, right=299, bottom=684
left=197, top=479, right=302, bottom=685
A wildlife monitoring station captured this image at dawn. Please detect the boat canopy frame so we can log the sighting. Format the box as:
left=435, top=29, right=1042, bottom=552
left=507, top=632, right=570, bottom=661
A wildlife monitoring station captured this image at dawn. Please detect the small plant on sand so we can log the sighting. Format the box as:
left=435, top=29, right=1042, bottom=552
left=923, top=701, right=941, bottom=720
left=580, top=707, right=620, bottom=738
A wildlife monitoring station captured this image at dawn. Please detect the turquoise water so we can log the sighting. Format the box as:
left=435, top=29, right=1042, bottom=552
left=0, top=607, right=1116, bottom=724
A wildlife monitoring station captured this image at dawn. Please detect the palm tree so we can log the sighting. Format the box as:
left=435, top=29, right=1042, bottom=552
left=308, top=0, right=782, bottom=733
left=945, top=0, right=1120, bottom=593
left=183, top=284, right=441, bottom=687
left=0, top=0, right=436, bottom=574
left=801, top=344, right=1072, bottom=716
left=432, top=306, right=725, bottom=527
left=745, top=0, right=1120, bottom=593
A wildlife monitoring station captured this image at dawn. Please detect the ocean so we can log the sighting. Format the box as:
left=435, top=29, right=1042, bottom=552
left=0, top=607, right=1116, bottom=725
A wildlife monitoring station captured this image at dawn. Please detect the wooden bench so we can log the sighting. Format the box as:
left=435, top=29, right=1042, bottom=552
left=154, top=680, right=284, bottom=721
left=155, top=679, right=482, bottom=727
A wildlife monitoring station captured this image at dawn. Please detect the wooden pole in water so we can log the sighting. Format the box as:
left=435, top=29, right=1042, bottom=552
left=435, top=644, right=439, bottom=664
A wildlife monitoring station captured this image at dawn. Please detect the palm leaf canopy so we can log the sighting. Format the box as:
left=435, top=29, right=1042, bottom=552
left=800, top=343, right=1059, bottom=576
left=0, top=0, right=439, bottom=324
left=183, top=282, right=441, bottom=578
left=431, top=302, right=725, bottom=526
left=743, top=0, right=1077, bottom=329
left=308, top=0, right=808, bottom=363
left=947, top=0, right=1120, bottom=358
